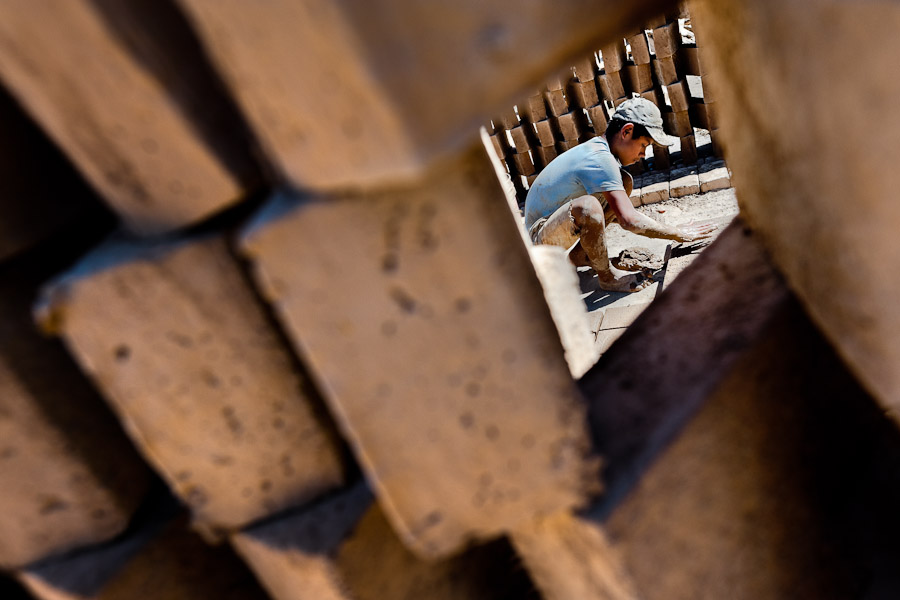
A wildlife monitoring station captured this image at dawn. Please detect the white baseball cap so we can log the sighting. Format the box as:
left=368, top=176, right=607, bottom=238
left=611, top=97, right=678, bottom=146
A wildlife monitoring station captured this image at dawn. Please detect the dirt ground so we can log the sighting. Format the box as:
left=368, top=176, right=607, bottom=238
left=581, top=186, right=740, bottom=352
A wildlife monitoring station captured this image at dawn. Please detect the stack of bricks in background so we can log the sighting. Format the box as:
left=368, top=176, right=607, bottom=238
left=489, top=4, right=726, bottom=206
left=0, top=0, right=633, bottom=597
left=1, top=0, right=900, bottom=598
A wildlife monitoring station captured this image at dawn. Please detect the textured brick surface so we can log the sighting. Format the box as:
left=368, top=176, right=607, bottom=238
left=568, top=79, right=600, bottom=109
left=669, top=168, right=700, bottom=197
left=0, top=257, right=149, bottom=569
left=604, top=301, right=900, bottom=599
left=176, top=0, right=675, bottom=189
left=689, top=100, right=717, bottom=130
left=512, top=512, right=638, bottom=600
left=651, top=143, right=671, bottom=170
left=536, top=145, right=559, bottom=167
left=679, top=134, right=698, bottom=165
left=625, top=63, right=654, bottom=93
left=0, top=0, right=258, bottom=235
left=627, top=33, right=651, bottom=65
left=581, top=222, right=790, bottom=518
left=652, top=22, right=679, bottom=58
left=601, top=42, right=627, bottom=72
left=512, top=152, right=536, bottom=176
left=528, top=246, right=598, bottom=379
left=640, top=172, right=670, bottom=205
left=597, top=70, right=626, bottom=102
left=21, top=513, right=269, bottom=600
left=666, top=80, right=690, bottom=112
left=663, top=109, right=692, bottom=137
left=535, top=120, right=556, bottom=147
left=556, top=112, right=581, bottom=142
left=41, top=236, right=346, bottom=531
left=544, top=89, right=569, bottom=117
left=587, top=105, right=608, bottom=133
left=699, top=166, right=730, bottom=193
left=690, top=0, right=900, bottom=405
left=653, top=56, right=679, bottom=86
left=233, top=482, right=541, bottom=600
left=241, top=144, right=599, bottom=558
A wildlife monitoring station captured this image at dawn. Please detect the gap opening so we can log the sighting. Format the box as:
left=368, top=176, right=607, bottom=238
left=482, top=8, right=737, bottom=377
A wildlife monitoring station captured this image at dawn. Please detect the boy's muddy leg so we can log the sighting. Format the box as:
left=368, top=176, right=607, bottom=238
left=567, top=241, right=591, bottom=267
left=536, top=196, right=650, bottom=293
left=568, top=196, right=651, bottom=292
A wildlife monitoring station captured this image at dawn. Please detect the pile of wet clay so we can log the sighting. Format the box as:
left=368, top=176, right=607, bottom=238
left=612, top=247, right=663, bottom=271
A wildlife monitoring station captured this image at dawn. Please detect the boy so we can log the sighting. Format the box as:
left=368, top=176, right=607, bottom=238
left=525, top=98, right=714, bottom=292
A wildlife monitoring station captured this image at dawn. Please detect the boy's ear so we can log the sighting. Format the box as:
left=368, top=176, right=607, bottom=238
left=621, top=122, right=634, bottom=138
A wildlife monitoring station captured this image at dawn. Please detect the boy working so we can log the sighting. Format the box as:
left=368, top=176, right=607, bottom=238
left=524, top=98, right=715, bottom=292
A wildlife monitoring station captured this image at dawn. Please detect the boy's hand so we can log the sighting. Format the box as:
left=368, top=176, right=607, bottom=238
left=675, top=220, right=717, bottom=242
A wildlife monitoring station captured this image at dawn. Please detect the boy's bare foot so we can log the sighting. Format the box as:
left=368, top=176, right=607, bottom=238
left=595, top=265, right=654, bottom=292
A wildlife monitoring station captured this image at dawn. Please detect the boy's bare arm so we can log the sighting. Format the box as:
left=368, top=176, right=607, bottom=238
left=599, top=190, right=716, bottom=242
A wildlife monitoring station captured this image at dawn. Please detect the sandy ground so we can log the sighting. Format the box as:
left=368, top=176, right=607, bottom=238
left=579, top=186, right=740, bottom=350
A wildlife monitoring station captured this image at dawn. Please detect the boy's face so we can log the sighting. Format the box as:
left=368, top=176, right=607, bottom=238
left=615, top=124, right=653, bottom=165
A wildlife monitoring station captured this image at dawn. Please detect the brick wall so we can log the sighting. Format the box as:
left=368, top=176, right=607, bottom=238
left=489, top=5, right=726, bottom=205
left=0, top=0, right=899, bottom=598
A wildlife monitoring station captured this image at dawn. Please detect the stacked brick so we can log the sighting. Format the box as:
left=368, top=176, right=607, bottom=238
left=1, top=0, right=898, bottom=598
left=491, top=64, right=613, bottom=197
left=488, top=5, right=725, bottom=205
left=0, top=0, right=615, bottom=595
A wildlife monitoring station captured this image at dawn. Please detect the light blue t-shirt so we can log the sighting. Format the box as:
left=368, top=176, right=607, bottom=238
left=524, top=136, right=624, bottom=229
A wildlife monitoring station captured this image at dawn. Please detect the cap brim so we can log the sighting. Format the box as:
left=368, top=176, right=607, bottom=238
left=648, top=126, right=678, bottom=146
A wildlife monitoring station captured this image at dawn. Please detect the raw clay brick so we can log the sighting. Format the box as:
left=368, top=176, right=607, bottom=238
left=239, top=142, right=599, bottom=558
left=0, top=1, right=258, bottom=235
left=600, top=41, right=627, bottom=72
left=509, top=126, right=530, bottom=153
left=40, top=235, right=346, bottom=531
left=511, top=512, right=639, bottom=600
left=699, top=165, right=731, bottom=193
left=21, top=513, right=269, bottom=600
left=534, top=120, right=556, bottom=147
left=690, top=101, right=718, bottom=130
left=233, top=482, right=540, bottom=600
left=0, top=258, right=149, bottom=569
left=653, top=56, right=680, bottom=86
left=628, top=33, right=651, bottom=65
left=544, top=89, right=569, bottom=117
left=574, top=56, right=597, bottom=81
left=669, top=167, right=700, bottom=197
left=640, top=171, right=670, bottom=205
left=666, top=80, right=691, bottom=112
left=568, top=80, right=600, bottom=109
left=525, top=94, right=548, bottom=122
left=680, top=134, right=699, bottom=165
left=625, top=63, right=654, bottom=93
left=176, top=0, right=668, bottom=189
left=527, top=246, right=598, bottom=379
left=653, top=22, right=680, bottom=58
left=598, top=303, right=896, bottom=599
left=587, top=105, right=609, bottom=133
left=555, top=112, right=581, bottom=142
left=640, top=89, right=663, bottom=108
left=652, top=143, right=672, bottom=170
left=597, top=70, right=626, bottom=102
left=664, top=110, right=693, bottom=137
left=536, top=145, right=559, bottom=167
left=512, top=152, right=536, bottom=176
